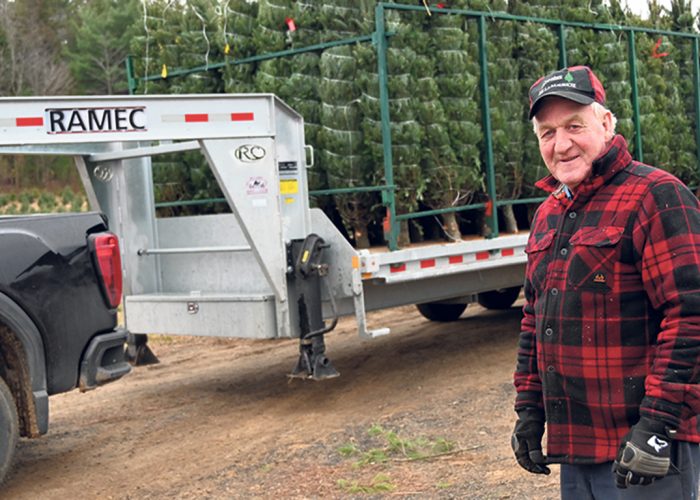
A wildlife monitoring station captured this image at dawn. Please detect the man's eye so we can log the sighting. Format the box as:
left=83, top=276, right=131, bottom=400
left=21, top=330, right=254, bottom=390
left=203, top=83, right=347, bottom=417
left=568, top=124, right=582, bottom=131
left=541, top=130, right=554, bottom=139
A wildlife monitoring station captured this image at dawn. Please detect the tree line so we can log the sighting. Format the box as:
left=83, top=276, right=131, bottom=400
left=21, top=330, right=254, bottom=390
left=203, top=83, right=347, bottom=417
left=0, top=0, right=140, bottom=191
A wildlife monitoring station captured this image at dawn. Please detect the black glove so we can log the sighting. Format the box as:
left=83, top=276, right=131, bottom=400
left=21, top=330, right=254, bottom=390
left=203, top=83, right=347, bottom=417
left=511, top=408, right=550, bottom=475
left=612, top=417, right=677, bottom=488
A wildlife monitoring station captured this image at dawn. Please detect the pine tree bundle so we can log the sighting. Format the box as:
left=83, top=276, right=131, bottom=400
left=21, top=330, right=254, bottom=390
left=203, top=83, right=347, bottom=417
left=286, top=0, right=323, bottom=160
left=253, top=0, right=294, bottom=96
left=356, top=16, right=426, bottom=246
left=667, top=0, right=698, bottom=185
left=635, top=31, right=696, bottom=182
left=222, top=0, right=258, bottom=93
left=285, top=27, right=324, bottom=192
left=317, top=0, right=374, bottom=38
left=429, top=3, right=484, bottom=227
left=316, top=0, right=377, bottom=248
left=508, top=2, right=560, bottom=198
left=486, top=10, right=524, bottom=233
left=423, top=3, right=482, bottom=221
left=414, top=25, right=469, bottom=240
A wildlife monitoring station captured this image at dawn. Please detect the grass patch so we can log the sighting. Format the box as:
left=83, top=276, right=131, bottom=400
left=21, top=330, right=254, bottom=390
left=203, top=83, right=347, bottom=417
left=337, top=473, right=395, bottom=494
left=337, top=424, right=457, bottom=467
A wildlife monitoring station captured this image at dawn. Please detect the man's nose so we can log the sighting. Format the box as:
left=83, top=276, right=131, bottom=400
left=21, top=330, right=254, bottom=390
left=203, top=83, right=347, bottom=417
left=553, top=130, right=572, bottom=153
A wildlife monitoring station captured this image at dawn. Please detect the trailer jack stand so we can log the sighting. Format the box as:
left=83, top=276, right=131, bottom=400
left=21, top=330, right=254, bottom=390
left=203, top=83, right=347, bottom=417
left=290, top=334, right=339, bottom=380
left=288, top=234, right=339, bottom=380
left=125, top=333, right=159, bottom=366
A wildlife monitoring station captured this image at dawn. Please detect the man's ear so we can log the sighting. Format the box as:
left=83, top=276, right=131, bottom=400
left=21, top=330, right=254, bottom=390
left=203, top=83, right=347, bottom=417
left=602, top=111, right=614, bottom=141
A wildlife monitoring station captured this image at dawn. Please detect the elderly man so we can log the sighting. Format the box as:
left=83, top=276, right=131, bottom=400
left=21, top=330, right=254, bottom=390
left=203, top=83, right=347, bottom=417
left=512, top=65, right=700, bottom=499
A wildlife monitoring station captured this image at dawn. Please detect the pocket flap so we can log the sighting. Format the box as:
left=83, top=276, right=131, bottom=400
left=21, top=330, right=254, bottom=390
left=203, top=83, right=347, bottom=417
left=525, top=229, right=556, bottom=253
left=570, top=226, right=624, bottom=247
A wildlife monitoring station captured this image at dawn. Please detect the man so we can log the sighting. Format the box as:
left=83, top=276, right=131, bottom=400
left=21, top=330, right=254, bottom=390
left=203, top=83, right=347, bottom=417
left=512, top=65, right=700, bottom=499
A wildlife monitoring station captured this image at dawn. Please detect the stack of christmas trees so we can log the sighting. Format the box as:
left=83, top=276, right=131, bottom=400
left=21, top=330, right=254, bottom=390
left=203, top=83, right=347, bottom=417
left=128, top=0, right=700, bottom=244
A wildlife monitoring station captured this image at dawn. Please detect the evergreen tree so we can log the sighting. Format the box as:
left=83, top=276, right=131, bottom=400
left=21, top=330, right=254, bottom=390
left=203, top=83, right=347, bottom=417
left=65, top=0, right=141, bottom=94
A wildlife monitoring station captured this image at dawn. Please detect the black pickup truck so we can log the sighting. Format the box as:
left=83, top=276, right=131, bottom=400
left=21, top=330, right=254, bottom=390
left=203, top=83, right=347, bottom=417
left=0, top=212, right=130, bottom=483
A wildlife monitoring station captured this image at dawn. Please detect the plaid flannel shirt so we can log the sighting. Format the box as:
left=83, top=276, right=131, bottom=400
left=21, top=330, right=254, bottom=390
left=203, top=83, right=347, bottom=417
left=514, top=134, right=700, bottom=464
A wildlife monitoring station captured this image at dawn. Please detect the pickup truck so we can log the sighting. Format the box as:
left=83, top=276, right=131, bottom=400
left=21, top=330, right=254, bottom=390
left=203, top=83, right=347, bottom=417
left=0, top=212, right=130, bottom=484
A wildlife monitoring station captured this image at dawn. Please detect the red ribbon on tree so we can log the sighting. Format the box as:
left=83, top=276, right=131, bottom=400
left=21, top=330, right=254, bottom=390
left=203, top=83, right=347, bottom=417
left=652, top=38, right=669, bottom=58
left=485, top=199, right=493, bottom=217
left=285, top=17, right=296, bottom=32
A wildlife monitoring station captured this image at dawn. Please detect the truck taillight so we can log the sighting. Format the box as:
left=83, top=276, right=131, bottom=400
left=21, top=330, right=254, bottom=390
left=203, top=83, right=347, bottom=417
left=91, top=233, right=123, bottom=309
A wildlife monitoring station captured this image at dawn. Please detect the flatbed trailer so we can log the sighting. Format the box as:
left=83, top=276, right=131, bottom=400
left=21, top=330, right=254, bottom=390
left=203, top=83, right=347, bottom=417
left=0, top=94, right=526, bottom=378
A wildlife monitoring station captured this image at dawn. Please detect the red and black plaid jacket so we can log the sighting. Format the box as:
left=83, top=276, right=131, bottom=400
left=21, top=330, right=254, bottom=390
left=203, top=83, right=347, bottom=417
left=514, top=134, right=700, bottom=464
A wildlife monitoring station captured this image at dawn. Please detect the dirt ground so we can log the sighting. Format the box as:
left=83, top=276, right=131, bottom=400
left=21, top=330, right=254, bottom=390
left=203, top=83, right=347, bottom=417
left=2, top=301, right=560, bottom=499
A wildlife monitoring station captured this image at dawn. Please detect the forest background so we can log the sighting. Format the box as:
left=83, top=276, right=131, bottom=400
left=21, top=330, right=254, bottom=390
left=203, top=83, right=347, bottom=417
left=0, top=0, right=697, bottom=247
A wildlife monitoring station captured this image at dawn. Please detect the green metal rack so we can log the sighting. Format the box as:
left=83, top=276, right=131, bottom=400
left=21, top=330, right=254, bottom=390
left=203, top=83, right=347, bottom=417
left=126, top=2, right=700, bottom=250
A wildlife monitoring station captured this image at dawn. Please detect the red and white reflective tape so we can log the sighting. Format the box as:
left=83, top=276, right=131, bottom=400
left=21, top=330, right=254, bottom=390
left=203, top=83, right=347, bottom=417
left=378, top=247, right=519, bottom=275
left=161, top=112, right=254, bottom=123
left=1, top=112, right=255, bottom=127
left=0, top=116, right=44, bottom=127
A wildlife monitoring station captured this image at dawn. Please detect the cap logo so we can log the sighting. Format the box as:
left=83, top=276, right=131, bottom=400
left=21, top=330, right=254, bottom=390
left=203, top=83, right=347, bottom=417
left=564, top=72, right=574, bottom=82
left=538, top=80, right=577, bottom=97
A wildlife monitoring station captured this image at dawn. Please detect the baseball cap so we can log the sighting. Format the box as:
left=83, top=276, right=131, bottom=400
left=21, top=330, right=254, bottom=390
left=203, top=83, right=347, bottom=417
left=528, top=65, right=606, bottom=119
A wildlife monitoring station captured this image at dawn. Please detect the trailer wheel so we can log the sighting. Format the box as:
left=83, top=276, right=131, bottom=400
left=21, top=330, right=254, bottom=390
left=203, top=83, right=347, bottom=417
left=477, top=286, right=522, bottom=310
left=416, top=303, right=467, bottom=322
left=0, top=377, right=18, bottom=485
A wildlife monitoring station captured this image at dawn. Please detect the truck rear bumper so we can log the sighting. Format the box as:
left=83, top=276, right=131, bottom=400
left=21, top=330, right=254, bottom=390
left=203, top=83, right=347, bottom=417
left=79, top=328, right=131, bottom=391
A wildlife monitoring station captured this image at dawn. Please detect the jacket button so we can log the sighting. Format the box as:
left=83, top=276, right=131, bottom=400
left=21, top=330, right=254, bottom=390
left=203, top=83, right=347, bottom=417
left=560, top=248, right=568, bottom=256
left=551, top=288, right=558, bottom=296
left=545, top=328, right=553, bottom=336
left=569, top=212, right=577, bottom=219
left=547, top=365, right=555, bottom=373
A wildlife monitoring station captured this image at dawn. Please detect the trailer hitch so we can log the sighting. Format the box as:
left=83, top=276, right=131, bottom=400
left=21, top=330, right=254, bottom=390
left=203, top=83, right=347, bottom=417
left=288, top=234, right=340, bottom=380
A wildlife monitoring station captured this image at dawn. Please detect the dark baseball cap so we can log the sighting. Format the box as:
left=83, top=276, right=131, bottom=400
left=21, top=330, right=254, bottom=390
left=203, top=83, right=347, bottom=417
left=528, top=65, right=606, bottom=119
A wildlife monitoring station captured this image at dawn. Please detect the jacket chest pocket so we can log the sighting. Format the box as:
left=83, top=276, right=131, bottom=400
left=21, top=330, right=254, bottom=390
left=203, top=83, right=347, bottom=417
left=566, top=226, right=624, bottom=292
left=525, top=229, right=556, bottom=291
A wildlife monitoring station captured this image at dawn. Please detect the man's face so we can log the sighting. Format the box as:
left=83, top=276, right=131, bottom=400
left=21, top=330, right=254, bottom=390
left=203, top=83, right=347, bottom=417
left=533, top=97, right=612, bottom=190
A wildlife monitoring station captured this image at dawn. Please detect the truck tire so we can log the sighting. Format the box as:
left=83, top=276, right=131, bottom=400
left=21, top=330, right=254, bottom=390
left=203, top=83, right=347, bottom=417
left=416, top=303, right=467, bottom=322
left=0, top=377, right=18, bottom=485
left=477, top=286, right=522, bottom=310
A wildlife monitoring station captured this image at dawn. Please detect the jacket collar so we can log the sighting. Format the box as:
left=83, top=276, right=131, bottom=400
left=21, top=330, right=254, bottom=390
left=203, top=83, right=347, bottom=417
left=534, top=134, right=632, bottom=198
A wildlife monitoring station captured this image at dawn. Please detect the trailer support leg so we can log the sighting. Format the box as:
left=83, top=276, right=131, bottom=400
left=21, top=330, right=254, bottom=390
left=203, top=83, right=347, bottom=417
left=288, top=235, right=339, bottom=380
left=125, top=333, right=159, bottom=366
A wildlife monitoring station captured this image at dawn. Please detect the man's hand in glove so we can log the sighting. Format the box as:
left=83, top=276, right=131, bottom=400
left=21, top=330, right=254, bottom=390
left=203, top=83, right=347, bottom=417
left=511, top=408, right=550, bottom=475
left=612, top=416, right=677, bottom=488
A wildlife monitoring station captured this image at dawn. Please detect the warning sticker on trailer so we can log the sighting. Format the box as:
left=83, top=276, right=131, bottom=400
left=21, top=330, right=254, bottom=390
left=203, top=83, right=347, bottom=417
left=45, top=107, right=147, bottom=134
left=246, top=176, right=268, bottom=195
left=280, top=179, right=298, bottom=195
